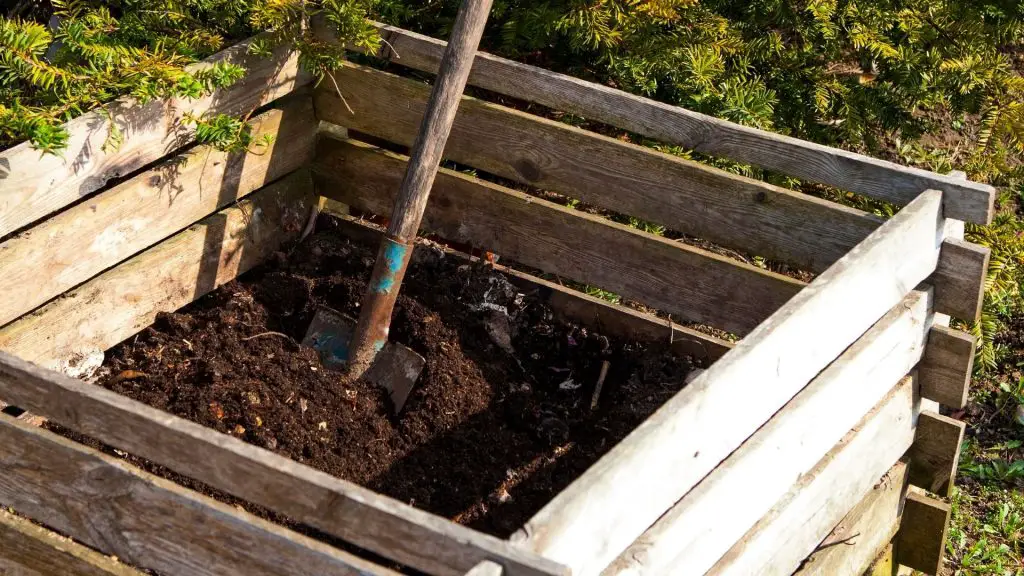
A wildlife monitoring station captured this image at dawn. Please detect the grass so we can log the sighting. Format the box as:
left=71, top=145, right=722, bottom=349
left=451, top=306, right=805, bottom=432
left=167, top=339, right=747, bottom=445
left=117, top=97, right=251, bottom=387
left=947, top=368, right=1024, bottom=575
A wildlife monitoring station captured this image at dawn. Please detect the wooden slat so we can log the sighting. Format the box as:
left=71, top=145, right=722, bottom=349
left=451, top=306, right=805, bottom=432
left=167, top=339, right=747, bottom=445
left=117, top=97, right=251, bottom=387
left=908, top=411, right=966, bottom=497
left=0, top=413, right=395, bottom=576
left=328, top=214, right=734, bottom=363
left=0, top=507, right=145, bottom=576
left=606, top=288, right=932, bottom=575
left=793, top=462, right=910, bottom=576
left=0, top=355, right=567, bottom=576
left=918, top=324, right=977, bottom=409
left=866, top=544, right=898, bottom=576
left=509, top=189, right=944, bottom=575
left=932, top=238, right=990, bottom=322
left=0, top=38, right=310, bottom=239
left=315, top=62, right=987, bottom=322
left=315, top=62, right=880, bottom=273
left=0, top=97, right=317, bottom=329
left=896, top=491, right=952, bottom=575
left=345, top=22, right=996, bottom=224
left=0, top=171, right=316, bottom=368
left=708, top=378, right=916, bottom=576
left=315, top=138, right=804, bottom=335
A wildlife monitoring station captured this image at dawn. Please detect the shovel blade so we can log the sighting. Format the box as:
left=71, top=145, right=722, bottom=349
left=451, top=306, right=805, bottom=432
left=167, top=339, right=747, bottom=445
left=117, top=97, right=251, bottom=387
left=302, top=307, right=424, bottom=413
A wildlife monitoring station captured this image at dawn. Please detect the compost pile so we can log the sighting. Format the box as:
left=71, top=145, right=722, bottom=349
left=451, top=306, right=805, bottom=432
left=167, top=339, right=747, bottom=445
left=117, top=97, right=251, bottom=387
left=80, top=217, right=693, bottom=537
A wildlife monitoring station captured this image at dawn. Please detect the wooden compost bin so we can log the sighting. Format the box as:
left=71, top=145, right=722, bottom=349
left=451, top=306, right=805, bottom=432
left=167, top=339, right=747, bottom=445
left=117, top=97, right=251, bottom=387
left=0, top=22, right=992, bottom=576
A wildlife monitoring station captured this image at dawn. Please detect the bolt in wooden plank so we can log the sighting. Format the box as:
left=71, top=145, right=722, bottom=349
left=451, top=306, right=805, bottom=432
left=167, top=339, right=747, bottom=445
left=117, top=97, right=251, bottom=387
left=918, top=325, right=976, bottom=409
left=908, top=411, right=966, bottom=497
left=896, top=491, right=952, bottom=575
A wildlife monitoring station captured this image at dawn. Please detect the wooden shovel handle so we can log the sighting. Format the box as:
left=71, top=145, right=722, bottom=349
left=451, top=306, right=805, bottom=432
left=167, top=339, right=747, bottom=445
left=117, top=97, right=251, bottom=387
left=388, top=0, right=494, bottom=241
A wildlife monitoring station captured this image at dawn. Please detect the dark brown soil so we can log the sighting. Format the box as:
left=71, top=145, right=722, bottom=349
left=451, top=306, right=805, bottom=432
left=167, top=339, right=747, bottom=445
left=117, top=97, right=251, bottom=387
left=82, top=215, right=694, bottom=538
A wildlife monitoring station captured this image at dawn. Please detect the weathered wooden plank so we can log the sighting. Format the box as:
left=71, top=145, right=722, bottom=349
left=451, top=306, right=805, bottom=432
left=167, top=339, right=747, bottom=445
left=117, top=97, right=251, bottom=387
left=328, top=214, right=734, bottom=363
left=606, top=289, right=932, bottom=575
left=908, top=411, right=966, bottom=497
left=315, top=137, right=805, bottom=336
left=0, top=171, right=315, bottom=369
left=793, top=462, right=910, bottom=576
left=931, top=238, right=990, bottom=322
left=0, top=37, right=310, bottom=239
left=315, top=62, right=880, bottom=273
left=0, top=507, right=145, bottom=576
left=0, top=97, right=317, bottom=329
left=316, top=63, right=986, bottom=319
left=509, top=189, right=944, bottom=575
left=0, top=413, right=396, bottom=576
left=918, top=324, right=977, bottom=409
left=865, top=544, right=898, bottom=576
left=0, top=353, right=568, bottom=576
left=896, top=491, right=952, bottom=575
left=344, top=23, right=995, bottom=224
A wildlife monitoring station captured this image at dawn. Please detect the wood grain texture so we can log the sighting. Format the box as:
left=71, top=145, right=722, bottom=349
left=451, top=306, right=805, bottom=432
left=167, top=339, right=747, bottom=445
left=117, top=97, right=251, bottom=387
left=0, top=352, right=568, bottom=576
left=709, top=379, right=916, bottom=576
left=0, top=98, right=317, bottom=329
left=344, top=22, right=995, bottom=224
left=315, top=63, right=987, bottom=319
left=315, top=137, right=805, bottom=336
left=930, top=238, right=990, bottom=322
left=866, top=544, right=898, bottom=576
left=908, top=411, right=966, bottom=497
left=509, top=189, right=944, bottom=575
left=896, top=491, right=952, bottom=575
left=315, top=62, right=879, bottom=273
left=607, top=289, right=931, bottom=575
left=918, top=324, right=976, bottom=409
left=0, top=413, right=396, bottom=576
left=0, top=171, right=315, bottom=369
left=0, top=37, right=310, bottom=239
left=0, top=507, right=144, bottom=576
left=327, top=214, right=734, bottom=364
left=793, top=462, right=910, bottom=576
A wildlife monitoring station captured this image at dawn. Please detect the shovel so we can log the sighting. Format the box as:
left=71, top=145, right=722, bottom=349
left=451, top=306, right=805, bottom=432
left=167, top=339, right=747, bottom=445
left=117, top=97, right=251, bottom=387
left=303, top=0, right=494, bottom=413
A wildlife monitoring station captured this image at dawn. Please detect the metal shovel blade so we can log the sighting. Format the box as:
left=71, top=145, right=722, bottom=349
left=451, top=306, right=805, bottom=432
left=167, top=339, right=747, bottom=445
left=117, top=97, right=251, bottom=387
left=302, top=307, right=424, bottom=413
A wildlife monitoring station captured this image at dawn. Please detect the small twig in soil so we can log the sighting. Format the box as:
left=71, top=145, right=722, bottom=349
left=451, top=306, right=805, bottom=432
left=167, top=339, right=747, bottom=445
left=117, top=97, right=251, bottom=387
left=242, top=331, right=294, bottom=342
left=590, top=360, right=611, bottom=410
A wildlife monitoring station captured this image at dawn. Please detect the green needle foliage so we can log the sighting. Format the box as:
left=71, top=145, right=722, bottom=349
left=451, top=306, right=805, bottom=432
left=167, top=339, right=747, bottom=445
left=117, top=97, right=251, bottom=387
left=381, top=0, right=1024, bottom=372
left=0, top=0, right=380, bottom=152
